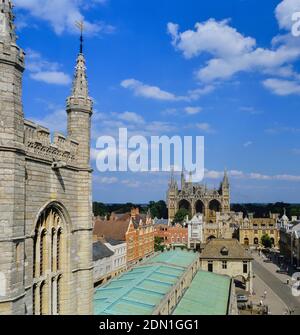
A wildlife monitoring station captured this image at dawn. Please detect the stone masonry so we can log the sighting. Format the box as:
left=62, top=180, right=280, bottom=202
left=0, top=1, right=93, bottom=315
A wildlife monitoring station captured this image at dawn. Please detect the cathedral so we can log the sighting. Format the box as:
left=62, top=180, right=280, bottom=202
left=0, top=1, right=93, bottom=314
left=167, top=170, right=230, bottom=222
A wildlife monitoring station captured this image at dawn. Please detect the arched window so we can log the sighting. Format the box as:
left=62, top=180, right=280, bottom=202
left=40, top=282, right=45, bottom=315
left=40, top=229, right=46, bottom=276
left=57, top=275, right=62, bottom=315
left=32, top=204, right=68, bottom=315
left=57, top=228, right=62, bottom=271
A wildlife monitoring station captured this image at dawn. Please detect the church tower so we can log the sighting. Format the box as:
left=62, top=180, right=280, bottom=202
left=0, top=0, right=26, bottom=314
left=221, top=169, right=230, bottom=213
left=167, top=169, right=178, bottom=221
left=66, top=31, right=94, bottom=315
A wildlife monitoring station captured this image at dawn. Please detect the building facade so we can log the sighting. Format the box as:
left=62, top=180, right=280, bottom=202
left=93, top=208, right=154, bottom=267
left=154, top=224, right=188, bottom=246
left=239, top=214, right=280, bottom=248
left=93, top=239, right=127, bottom=287
left=0, top=1, right=93, bottom=315
left=187, top=214, right=204, bottom=249
left=167, top=170, right=230, bottom=222
left=279, top=222, right=300, bottom=268
left=200, top=239, right=253, bottom=293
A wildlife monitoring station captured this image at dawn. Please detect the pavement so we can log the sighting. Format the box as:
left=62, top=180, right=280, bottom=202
left=251, top=251, right=300, bottom=315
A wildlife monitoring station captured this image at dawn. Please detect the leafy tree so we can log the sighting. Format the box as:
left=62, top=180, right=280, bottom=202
left=173, top=209, right=190, bottom=224
left=261, top=234, right=272, bottom=248
left=148, top=200, right=168, bottom=219
left=154, top=237, right=164, bottom=252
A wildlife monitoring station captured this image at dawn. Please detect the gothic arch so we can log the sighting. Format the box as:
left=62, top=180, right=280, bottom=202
left=178, top=199, right=191, bottom=212
left=32, top=201, right=71, bottom=315
left=195, top=200, right=205, bottom=214
left=209, top=199, right=221, bottom=212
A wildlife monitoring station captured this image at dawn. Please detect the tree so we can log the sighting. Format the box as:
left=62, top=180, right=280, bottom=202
left=173, top=209, right=190, bottom=224
left=261, top=234, right=272, bottom=248
left=148, top=200, right=168, bottom=219
left=154, top=237, right=164, bottom=252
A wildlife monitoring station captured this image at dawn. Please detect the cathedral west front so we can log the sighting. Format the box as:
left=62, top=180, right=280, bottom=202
left=0, top=1, right=93, bottom=315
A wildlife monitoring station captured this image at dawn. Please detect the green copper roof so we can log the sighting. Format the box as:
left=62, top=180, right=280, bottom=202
left=94, top=250, right=198, bottom=315
left=144, top=250, right=198, bottom=268
left=173, top=270, right=231, bottom=315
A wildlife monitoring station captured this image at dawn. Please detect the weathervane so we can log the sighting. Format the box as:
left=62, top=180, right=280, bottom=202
left=75, top=20, right=84, bottom=54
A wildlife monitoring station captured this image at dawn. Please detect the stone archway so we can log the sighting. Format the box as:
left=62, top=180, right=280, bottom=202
left=208, top=199, right=221, bottom=220
left=195, top=200, right=204, bottom=214
left=178, top=199, right=192, bottom=217
left=244, top=238, right=249, bottom=246
left=32, top=202, right=71, bottom=315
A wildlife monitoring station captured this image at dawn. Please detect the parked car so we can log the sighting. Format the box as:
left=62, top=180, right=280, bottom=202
left=237, top=295, right=248, bottom=303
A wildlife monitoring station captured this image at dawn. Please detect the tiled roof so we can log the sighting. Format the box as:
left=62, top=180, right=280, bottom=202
left=200, top=239, right=253, bottom=260
left=93, top=241, right=114, bottom=261
left=93, top=218, right=130, bottom=241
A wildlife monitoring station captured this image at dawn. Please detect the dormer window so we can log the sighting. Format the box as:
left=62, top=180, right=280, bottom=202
left=220, top=247, right=229, bottom=256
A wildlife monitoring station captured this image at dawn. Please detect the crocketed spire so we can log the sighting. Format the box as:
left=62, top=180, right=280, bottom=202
left=67, top=52, right=93, bottom=111
left=72, top=53, right=89, bottom=98
left=0, top=0, right=16, bottom=44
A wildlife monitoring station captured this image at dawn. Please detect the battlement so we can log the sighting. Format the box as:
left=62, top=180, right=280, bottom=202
left=0, top=41, right=25, bottom=69
left=24, top=119, right=79, bottom=164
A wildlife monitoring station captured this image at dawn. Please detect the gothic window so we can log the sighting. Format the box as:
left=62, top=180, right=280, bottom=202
left=32, top=204, right=68, bottom=315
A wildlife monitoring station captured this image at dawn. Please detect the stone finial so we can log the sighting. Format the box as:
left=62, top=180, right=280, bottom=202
left=0, top=0, right=16, bottom=44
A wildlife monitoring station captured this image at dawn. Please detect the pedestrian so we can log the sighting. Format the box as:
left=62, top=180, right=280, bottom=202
left=263, top=290, right=267, bottom=299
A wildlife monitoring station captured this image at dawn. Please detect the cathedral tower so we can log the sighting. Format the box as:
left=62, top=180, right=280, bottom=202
left=0, top=0, right=26, bottom=314
left=221, top=169, right=230, bottom=213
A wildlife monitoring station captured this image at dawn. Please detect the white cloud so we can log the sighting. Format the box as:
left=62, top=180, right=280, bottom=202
left=168, top=14, right=300, bottom=85
left=263, top=78, right=300, bottom=95
left=30, top=71, right=71, bottom=85
left=275, top=0, right=300, bottom=30
left=204, top=169, right=300, bottom=182
left=33, top=108, right=67, bottom=133
left=184, top=106, right=202, bottom=115
left=14, top=0, right=114, bottom=36
left=121, top=79, right=183, bottom=101
left=121, top=79, right=214, bottom=102
left=116, top=112, right=145, bottom=124
left=26, top=49, right=71, bottom=85
left=168, top=19, right=256, bottom=60
left=196, top=123, right=215, bottom=134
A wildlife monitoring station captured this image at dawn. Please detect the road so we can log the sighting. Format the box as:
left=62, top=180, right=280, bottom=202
left=253, top=260, right=300, bottom=315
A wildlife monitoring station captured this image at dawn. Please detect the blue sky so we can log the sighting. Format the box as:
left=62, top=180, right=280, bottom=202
left=13, top=0, right=300, bottom=203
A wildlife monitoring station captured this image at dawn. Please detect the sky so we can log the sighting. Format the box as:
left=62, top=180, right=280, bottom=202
left=12, top=0, right=300, bottom=204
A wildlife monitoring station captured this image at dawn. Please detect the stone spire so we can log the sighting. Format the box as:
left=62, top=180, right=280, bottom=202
left=222, top=169, right=229, bottom=187
left=67, top=47, right=93, bottom=167
left=69, top=53, right=91, bottom=105
left=0, top=0, right=16, bottom=44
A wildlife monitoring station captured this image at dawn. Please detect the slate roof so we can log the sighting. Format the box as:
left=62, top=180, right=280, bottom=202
left=200, top=239, right=253, bottom=260
left=93, top=241, right=114, bottom=261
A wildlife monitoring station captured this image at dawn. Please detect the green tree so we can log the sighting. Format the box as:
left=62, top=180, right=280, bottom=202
left=148, top=200, right=168, bottom=219
left=261, top=234, right=272, bottom=248
left=173, top=209, right=190, bottom=224
left=154, top=237, right=165, bottom=252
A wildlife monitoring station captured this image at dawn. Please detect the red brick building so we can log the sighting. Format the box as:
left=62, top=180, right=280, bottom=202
left=94, top=208, right=154, bottom=267
left=154, top=224, right=188, bottom=246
